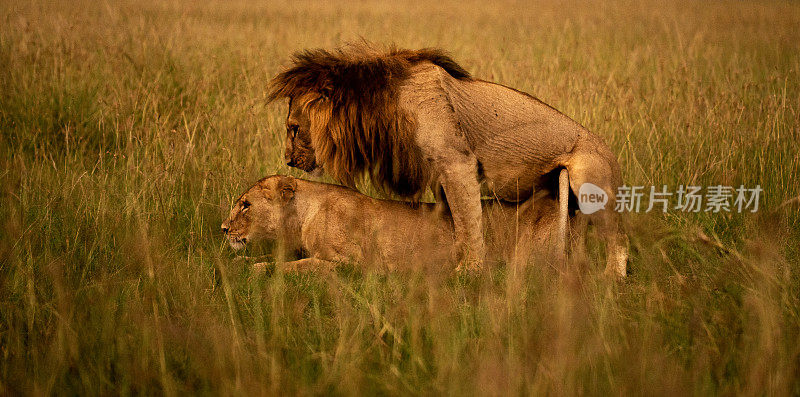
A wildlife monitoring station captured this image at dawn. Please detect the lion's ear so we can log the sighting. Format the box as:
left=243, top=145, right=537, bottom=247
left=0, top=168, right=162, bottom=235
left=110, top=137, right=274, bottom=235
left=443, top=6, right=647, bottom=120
left=277, top=176, right=297, bottom=203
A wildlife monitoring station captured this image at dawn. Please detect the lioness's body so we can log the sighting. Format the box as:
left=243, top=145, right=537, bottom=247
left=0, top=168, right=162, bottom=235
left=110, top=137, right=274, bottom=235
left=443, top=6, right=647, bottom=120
left=221, top=176, right=561, bottom=270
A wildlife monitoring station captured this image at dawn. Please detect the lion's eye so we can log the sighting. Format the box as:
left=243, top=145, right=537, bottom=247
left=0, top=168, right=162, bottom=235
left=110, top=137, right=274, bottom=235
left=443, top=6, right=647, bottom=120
left=241, top=201, right=250, bottom=212
left=288, top=124, right=299, bottom=138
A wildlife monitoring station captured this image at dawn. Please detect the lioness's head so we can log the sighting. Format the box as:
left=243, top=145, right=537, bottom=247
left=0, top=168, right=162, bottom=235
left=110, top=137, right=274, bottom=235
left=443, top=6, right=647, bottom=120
left=221, top=175, right=297, bottom=250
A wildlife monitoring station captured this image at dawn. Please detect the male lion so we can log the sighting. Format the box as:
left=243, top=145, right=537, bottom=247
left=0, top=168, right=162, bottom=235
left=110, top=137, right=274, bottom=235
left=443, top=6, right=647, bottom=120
left=268, top=44, right=627, bottom=277
left=221, top=175, right=564, bottom=270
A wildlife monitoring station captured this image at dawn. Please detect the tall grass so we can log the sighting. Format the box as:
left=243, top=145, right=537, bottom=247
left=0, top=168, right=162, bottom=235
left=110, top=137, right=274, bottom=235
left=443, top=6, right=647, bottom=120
left=1, top=0, right=798, bottom=394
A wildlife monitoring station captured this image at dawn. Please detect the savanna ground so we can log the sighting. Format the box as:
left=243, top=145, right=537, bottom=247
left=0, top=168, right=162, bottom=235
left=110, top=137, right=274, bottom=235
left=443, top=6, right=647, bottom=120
left=1, top=0, right=799, bottom=394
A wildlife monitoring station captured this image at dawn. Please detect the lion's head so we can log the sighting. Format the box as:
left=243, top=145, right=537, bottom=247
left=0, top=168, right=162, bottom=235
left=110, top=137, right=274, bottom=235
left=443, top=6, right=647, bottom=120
left=268, top=43, right=471, bottom=199
left=221, top=175, right=297, bottom=250
left=283, top=95, right=317, bottom=172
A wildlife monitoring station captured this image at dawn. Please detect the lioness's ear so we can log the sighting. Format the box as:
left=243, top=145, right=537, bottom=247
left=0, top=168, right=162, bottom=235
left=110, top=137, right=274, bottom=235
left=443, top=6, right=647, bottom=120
left=278, top=176, right=297, bottom=203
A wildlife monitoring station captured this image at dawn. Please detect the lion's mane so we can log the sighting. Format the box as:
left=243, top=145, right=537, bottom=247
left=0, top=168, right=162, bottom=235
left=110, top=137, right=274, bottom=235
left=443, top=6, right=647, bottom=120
left=267, top=43, right=471, bottom=198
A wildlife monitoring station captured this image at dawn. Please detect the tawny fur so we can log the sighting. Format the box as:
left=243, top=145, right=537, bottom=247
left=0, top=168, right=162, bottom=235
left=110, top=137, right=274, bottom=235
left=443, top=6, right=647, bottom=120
left=221, top=176, right=563, bottom=271
left=269, top=43, right=628, bottom=276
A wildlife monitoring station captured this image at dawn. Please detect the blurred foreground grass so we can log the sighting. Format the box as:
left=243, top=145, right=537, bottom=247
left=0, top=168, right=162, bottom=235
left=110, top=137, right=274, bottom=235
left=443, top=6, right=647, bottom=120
left=1, top=0, right=798, bottom=394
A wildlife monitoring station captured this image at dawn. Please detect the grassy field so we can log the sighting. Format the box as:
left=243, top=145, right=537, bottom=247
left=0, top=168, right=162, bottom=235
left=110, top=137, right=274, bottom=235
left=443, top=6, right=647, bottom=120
left=1, top=0, right=799, bottom=394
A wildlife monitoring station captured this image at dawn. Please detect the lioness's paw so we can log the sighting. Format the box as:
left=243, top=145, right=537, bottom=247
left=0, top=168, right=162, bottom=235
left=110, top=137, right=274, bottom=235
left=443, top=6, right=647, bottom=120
left=602, top=267, right=627, bottom=280
left=455, top=258, right=484, bottom=273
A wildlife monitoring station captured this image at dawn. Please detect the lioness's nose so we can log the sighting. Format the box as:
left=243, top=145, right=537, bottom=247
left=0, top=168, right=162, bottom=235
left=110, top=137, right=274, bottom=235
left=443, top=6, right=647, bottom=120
left=286, top=159, right=295, bottom=167
left=221, top=224, right=229, bottom=234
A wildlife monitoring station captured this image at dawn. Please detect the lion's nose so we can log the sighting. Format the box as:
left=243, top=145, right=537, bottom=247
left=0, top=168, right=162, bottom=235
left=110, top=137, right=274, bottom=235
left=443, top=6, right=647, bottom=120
left=221, top=224, right=229, bottom=234
left=286, top=159, right=295, bottom=167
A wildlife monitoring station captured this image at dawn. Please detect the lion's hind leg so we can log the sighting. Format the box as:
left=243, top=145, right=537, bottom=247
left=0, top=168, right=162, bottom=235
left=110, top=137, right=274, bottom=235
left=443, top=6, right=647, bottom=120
left=557, top=168, right=570, bottom=261
left=564, top=152, right=628, bottom=278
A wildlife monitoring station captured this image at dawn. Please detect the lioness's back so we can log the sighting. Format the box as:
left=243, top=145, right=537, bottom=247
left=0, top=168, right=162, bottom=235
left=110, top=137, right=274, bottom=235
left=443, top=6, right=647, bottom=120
left=298, top=181, right=455, bottom=268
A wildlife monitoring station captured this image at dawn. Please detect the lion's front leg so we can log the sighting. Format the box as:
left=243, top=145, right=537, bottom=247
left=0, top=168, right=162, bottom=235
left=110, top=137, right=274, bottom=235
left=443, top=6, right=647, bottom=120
left=438, top=157, right=485, bottom=271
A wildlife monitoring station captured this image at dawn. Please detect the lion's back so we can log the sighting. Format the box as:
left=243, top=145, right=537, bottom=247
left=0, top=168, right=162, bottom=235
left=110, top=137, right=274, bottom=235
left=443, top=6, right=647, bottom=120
left=401, top=63, right=588, bottom=200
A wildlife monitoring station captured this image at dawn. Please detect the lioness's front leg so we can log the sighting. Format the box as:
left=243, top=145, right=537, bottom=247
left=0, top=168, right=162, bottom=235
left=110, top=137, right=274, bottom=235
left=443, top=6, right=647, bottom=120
left=281, top=258, right=338, bottom=272
left=252, top=258, right=338, bottom=274
left=437, top=156, right=485, bottom=270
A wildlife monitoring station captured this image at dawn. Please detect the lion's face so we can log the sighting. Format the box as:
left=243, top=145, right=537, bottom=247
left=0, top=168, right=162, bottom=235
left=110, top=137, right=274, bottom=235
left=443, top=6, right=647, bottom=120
left=284, top=98, right=317, bottom=172
left=221, top=176, right=297, bottom=250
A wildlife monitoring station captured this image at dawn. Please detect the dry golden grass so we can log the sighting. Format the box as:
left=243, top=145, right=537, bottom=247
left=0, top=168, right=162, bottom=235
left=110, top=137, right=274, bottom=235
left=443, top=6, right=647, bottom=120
left=1, top=0, right=798, bottom=394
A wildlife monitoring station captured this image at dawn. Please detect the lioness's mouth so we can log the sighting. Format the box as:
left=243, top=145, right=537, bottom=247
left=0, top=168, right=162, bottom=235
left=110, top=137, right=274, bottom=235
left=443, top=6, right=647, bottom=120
left=307, top=166, right=324, bottom=178
left=296, top=161, right=316, bottom=173
left=228, top=237, right=247, bottom=250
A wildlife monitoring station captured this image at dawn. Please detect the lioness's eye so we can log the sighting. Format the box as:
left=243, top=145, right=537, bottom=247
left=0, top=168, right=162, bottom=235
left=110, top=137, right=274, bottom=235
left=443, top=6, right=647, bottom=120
left=241, top=201, right=250, bottom=211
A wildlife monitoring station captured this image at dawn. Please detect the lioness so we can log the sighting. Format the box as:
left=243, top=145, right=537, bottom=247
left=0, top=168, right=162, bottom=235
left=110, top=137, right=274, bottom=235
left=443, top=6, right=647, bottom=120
left=268, top=43, right=627, bottom=277
left=221, top=175, right=563, bottom=271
